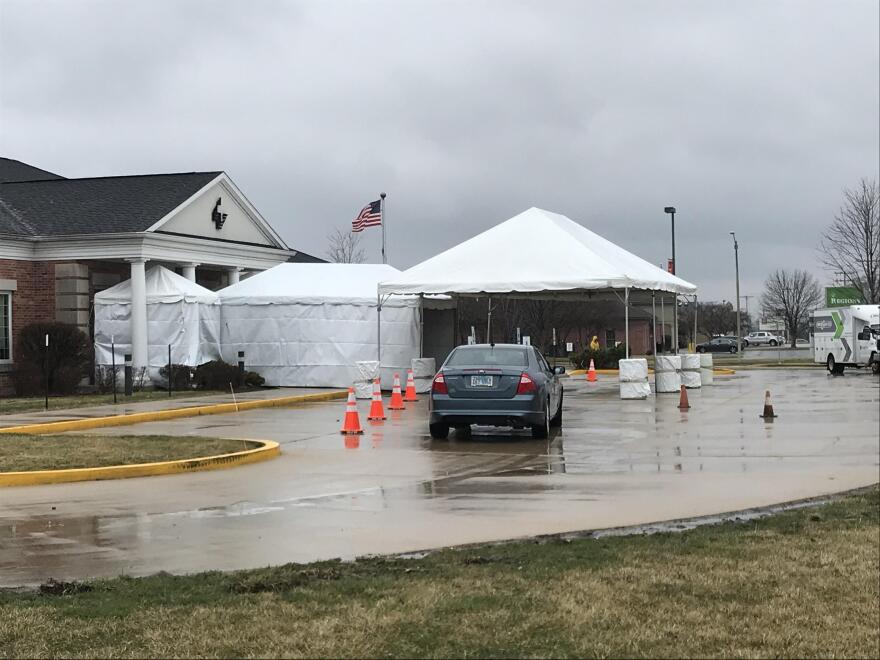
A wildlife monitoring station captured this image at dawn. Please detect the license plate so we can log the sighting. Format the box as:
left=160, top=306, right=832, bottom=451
left=471, top=375, right=493, bottom=387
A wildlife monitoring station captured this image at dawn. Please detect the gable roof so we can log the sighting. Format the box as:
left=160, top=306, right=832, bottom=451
left=288, top=249, right=327, bottom=263
left=0, top=171, right=221, bottom=237
left=0, top=157, right=65, bottom=183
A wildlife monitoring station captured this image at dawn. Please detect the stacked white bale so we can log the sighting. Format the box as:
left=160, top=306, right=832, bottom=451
left=699, top=353, right=714, bottom=386
left=412, top=357, right=437, bottom=393
left=681, top=353, right=702, bottom=389
left=354, top=360, right=380, bottom=399
left=654, top=355, right=682, bottom=393
left=619, top=358, right=651, bottom=399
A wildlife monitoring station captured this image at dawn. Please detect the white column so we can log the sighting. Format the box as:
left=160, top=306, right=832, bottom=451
left=181, top=263, right=199, bottom=282
left=226, top=267, right=241, bottom=285
left=128, top=258, right=149, bottom=371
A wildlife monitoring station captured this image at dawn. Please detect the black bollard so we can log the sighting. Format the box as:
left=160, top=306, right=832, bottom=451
left=124, top=353, right=133, bottom=396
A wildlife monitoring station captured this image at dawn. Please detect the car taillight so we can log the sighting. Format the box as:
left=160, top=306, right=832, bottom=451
left=517, top=372, right=537, bottom=394
left=432, top=373, right=448, bottom=394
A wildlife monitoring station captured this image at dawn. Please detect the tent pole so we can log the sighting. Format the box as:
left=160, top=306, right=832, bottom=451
left=377, top=294, right=382, bottom=362
left=487, top=295, right=492, bottom=344
left=674, top=294, right=679, bottom=354
left=651, top=292, right=656, bottom=357
left=419, top=294, right=424, bottom=357
left=693, top=294, right=698, bottom=350
left=624, top=287, right=630, bottom=359
left=660, top=296, right=665, bottom=353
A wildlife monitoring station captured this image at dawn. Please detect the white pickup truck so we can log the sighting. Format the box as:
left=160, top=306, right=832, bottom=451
left=812, top=304, right=880, bottom=374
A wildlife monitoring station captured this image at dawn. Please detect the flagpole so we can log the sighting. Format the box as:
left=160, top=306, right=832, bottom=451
left=380, top=192, right=387, bottom=264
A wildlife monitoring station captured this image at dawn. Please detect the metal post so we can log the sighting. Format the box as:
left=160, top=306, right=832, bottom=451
left=43, top=333, right=49, bottom=410
left=651, top=292, right=656, bottom=356
left=168, top=344, right=172, bottom=398
left=380, top=192, right=387, bottom=264
left=732, top=232, right=742, bottom=357
left=486, top=296, right=492, bottom=344
left=660, top=295, right=665, bottom=353
left=111, top=338, right=117, bottom=404
left=624, top=287, right=630, bottom=359
left=674, top=295, right=679, bottom=354
left=376, top=294, right=382, bottom=361
left=124, top=353, right=133, bottom=396
left=693, top=294, right=698, bottom=350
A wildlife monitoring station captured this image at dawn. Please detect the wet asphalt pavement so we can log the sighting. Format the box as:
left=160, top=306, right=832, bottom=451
left=1, top=369, right=877, bottom=587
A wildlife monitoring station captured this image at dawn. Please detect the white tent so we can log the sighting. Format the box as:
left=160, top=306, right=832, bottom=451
left=94, top=266, right=221, bottom=375
left=217, top=263, right=420, bottom=387
left=378, top=207, right=698, bottom=355
left=378, top=207, right=697, bottom=297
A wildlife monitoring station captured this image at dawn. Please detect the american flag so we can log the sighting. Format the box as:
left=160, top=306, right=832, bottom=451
left=352, top=200, right=382, bottom=233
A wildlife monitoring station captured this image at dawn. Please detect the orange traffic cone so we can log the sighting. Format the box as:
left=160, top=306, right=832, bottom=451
left=340, top=387, right=364, bottom=435
left=587, top=359, right=597, bottom=382
left=760, top=390, right=777, bottom=419
left=388, top=373, right=406, bottom=410
left=367, top=378, right=386, bottom=421
left=404, top=369, right=419, bottom=402
left=678, top=384, right=690, bottom=410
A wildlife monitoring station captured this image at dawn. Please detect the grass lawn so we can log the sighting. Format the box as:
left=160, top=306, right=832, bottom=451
left=0, top=390, right=230, bottom=416
left=0, top=434, right=257, bottom=472
left=0, top=487, right=876, bottom=658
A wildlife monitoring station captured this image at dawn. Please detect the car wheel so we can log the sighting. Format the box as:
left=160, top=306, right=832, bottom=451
left=697, top=347, right=705, bottom=353
left=729, top=346, right=736, bottom=353
left=429, top=423, right=449, bottom=439
left=532, top=399, right=550, bottom=439
left=550, top=392, right=563, bottom=427
left=769, top=339, right=778, bottom=346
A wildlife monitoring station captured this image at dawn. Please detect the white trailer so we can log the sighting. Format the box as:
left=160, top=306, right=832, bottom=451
left=812, top=304, right=880, bottom=374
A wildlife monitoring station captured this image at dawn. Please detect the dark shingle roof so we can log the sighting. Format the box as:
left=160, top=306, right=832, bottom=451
left=0, top=171, right=221, bottom=237
left=288, top=250, right=327, bottom=263
left=0, top=157, right=65, bottom=183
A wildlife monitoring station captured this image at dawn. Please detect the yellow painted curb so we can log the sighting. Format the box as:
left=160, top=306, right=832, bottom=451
left=0, top=439, right=280, bottom=488
left=0, top=390, right=347, bottom=436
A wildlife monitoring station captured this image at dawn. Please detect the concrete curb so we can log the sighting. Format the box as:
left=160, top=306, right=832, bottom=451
left=0, top=390, right=348, bottom=436
left=0, top=439, right=280, bottom=488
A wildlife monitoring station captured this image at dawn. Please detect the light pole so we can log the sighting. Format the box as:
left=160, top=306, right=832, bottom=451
left=730, top=232, right=741, bottom=356
left=664, top=207, right=678, bottom=353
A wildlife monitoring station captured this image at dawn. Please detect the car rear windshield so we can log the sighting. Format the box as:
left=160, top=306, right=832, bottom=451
left=446, top=347, right=529, bottom=367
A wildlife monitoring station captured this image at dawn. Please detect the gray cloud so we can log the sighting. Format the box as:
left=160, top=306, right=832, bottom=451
left=1, top=0, right=877, bottom=301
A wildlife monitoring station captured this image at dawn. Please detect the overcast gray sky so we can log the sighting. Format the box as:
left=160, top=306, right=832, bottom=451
left=1, top=0, right=877, bottom=302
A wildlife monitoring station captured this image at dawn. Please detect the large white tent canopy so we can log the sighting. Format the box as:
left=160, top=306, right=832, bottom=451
left=378, top=207, right=697, bottom=298
left=94, top=265, right=221, bottom=374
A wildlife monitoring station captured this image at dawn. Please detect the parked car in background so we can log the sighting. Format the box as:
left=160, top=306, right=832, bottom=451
left=429, top=343, right=564, bottom=439
left=696, top=337, right=739, bottom=353
left=742, top=331, right=782, bottom=347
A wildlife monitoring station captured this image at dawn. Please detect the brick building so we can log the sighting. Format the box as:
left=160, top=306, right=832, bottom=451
left=0, top=157, right=317, bottom=393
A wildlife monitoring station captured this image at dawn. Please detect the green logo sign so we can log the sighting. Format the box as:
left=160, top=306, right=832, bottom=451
left=825, top=286, right=864, bottom=307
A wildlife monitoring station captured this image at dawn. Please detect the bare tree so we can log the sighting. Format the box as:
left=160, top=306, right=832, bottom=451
left=819, top=178, right=880, bottom=303
left=760, top=269, right=822, bottom=348
left=326, top=228, right=366, bottom=263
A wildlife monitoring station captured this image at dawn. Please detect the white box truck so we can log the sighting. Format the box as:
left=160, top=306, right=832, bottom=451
left=812, top=304, right=880, bottom=374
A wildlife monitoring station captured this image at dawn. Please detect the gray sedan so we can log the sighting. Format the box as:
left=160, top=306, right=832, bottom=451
left=429, top=343, right=564, bottom=439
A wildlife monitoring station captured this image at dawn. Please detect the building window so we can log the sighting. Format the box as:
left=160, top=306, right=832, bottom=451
left=0, top=292, right=10, bottom=361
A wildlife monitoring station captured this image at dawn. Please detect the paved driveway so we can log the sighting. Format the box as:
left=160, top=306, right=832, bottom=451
left=1, top=369, right=877, bottom=586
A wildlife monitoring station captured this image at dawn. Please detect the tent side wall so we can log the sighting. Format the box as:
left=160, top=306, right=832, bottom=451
left=219, top=300, right=420, bottom=388
left=94, top=301, right=221, bottom=375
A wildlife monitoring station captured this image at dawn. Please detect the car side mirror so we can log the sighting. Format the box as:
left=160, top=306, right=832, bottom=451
left=554, top=366, right=566, bottom=375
